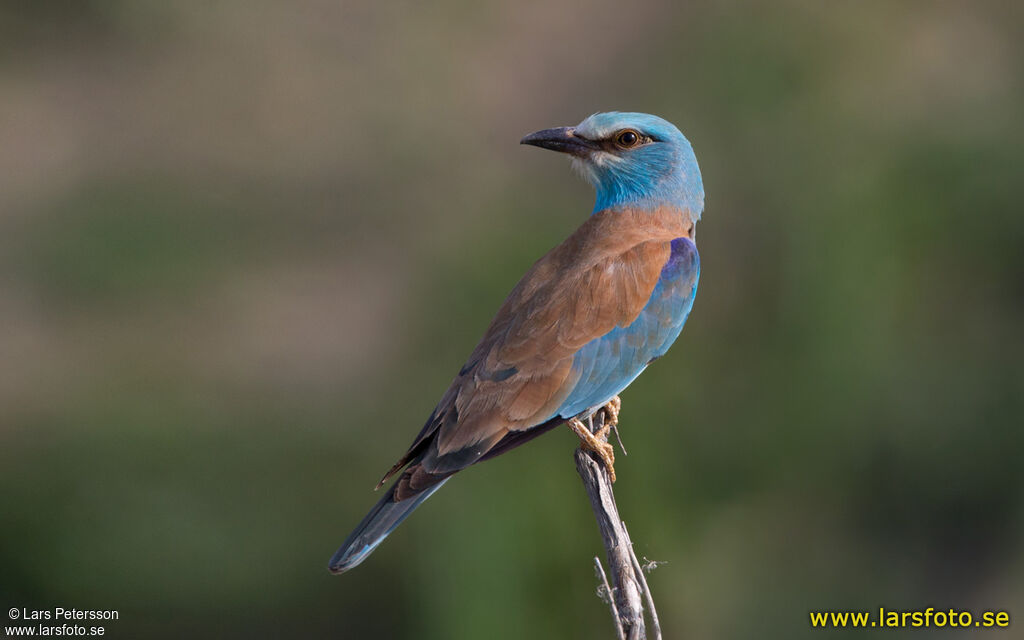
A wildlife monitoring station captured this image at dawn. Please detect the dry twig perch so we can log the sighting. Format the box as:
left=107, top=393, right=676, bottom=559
left=574, top=408, right=662, bottom=640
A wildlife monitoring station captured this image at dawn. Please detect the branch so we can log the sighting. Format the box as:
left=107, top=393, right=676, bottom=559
left=574, top=408, right=662, bottom=640
left=594, top=556, right=625, bottom=640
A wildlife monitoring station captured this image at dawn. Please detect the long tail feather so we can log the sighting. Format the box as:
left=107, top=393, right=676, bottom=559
left=327, top=477, right=449, bottom=573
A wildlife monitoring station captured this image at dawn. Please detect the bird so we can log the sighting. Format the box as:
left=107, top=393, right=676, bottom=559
left=328, top=111, right=703, bottom=574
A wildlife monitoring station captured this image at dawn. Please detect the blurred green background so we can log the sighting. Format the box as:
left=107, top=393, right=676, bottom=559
left=2, top=1, right=1022, bottom=638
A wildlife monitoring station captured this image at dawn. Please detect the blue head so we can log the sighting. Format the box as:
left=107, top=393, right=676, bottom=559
left=521, top=112, right=704, bottom=217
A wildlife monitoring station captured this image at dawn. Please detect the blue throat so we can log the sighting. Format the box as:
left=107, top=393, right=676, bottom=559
left=589, top=154, right=704, bottom=215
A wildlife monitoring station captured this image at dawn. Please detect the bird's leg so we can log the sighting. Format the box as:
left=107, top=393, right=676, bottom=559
left=568, top=414, right=617, bottom=483
left=599, top=395, right=621, bottom=436
left=600, top=395, right=627, bottom=455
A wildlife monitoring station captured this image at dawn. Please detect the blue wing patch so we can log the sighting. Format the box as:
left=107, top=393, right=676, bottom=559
left=556, top=237, right=700, bottom=418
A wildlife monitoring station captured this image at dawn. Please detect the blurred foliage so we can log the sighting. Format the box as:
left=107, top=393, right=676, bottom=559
left=1, top=1, right=1022, bottom=638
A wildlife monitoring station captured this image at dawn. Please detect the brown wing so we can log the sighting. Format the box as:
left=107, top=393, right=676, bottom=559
left=380, top=207, right=693, bottom=498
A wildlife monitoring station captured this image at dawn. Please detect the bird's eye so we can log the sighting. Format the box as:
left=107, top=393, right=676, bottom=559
left=615, top=130, right=641, bottom=148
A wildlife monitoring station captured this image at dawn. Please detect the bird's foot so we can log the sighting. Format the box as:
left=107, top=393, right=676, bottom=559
left=568, top=416, right=616, bottom=483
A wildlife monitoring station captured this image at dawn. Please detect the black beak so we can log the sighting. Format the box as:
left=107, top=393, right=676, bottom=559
left=520, top=127, right=598, bottom=156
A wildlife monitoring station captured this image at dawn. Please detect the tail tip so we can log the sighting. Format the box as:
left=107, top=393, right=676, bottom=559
left=327, top=556, right=357, bottom=574
left=327, top=540, right=379, bottom=575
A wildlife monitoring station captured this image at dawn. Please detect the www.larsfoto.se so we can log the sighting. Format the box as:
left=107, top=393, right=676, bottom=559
left=810, top=607, right=1010, bottom=629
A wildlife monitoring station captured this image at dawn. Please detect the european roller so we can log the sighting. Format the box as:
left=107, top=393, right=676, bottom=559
left=329, top=112, right=703, bottom=573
